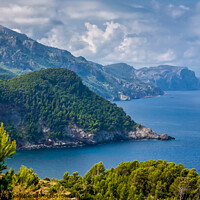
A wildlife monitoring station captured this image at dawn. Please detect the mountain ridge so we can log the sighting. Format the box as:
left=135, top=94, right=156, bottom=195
left=104, top=63, right=200, bottom=91
left=136, top=65, right=200, bottom=91
left=0, top=24, right=163, bottom=100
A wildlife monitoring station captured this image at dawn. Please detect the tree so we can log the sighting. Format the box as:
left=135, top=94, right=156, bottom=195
left=0, top=123, right=16, bottom=173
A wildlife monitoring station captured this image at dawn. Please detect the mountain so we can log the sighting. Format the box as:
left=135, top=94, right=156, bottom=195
left=0, top=67, right=16, bottom=79
left=103, top=63, right=136, bottom=81
left=0, top=24, right=163, bottom=100
left=0, top=68, right=173, bottom=149
left=136, top=65, right=200, bottom=91
left=105, top=63, right=200, bottom=91
left=102, top=63, right=164, bottom=99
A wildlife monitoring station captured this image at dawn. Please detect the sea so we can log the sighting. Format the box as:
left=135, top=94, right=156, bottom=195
left=6, top=91, right=200, bottom=179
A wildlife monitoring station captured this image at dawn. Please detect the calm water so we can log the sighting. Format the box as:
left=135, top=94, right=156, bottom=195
left=6, top=91, right=200, bottom=179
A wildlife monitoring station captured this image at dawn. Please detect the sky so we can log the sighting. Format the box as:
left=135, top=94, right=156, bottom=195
left=0, top=0, right=200, bottom=75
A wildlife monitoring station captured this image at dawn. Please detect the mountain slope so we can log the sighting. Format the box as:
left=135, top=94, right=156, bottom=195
left=0, top=24, right=163, bottom=100
left=102, top=63, right=164, bottom=100
left=103, top=63, right=136, bottom=81
left=0, top=68, right=173, bottom=149
left=136, top=65, right=200, bottom=91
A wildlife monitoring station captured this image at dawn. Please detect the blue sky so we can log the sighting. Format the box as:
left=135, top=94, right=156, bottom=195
left=0, top=0, right=200, bottom=75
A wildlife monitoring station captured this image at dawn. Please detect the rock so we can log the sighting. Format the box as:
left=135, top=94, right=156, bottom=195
left=16, top=123, right=175, bottom=150
left=160, top=134, right=175, bottom=140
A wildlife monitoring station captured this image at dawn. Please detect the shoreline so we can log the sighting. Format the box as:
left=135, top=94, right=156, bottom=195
left=16, top=135, right=175, bottom=151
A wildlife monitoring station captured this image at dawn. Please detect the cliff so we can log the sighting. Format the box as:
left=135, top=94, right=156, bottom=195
left=136, top=65, right=200, bottom=91
left=19, top=124, right=174, bottom=150
left=105, top=63, right=200, bottom=91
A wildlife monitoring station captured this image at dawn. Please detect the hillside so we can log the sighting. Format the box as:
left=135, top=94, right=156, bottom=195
left=105, top=63, right=200, bottom=91
left=136, top=65, right=200, bottom=91
left=103, top=63, right=136, bottom=81
left=0, top=24, right=163, bottom=100
left=0, top=68, right=172, bottom=149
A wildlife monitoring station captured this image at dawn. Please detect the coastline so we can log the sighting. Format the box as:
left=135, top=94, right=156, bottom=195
left=16, top=126, right=175, bottom=151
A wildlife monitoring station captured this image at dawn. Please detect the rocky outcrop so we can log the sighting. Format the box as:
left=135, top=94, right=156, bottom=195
left=17, top=124, right=175, bottom=150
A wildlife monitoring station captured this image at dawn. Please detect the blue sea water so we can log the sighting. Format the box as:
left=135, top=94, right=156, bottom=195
left=6, top=91, right=200, bottom=179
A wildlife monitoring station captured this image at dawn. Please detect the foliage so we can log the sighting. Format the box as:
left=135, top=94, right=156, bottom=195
left=0, top=123, right=16, bottom=173
left=0, top=123, right=16, bottom=199
left=0, top=68, right=136, bottom=144
left=58, top=160, right=200, bottom=200
left=0, top=169, right=15, bottom=200
left=0, top=160, right=200, bottom=199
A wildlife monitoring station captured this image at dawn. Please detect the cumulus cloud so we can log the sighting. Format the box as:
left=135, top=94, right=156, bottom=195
left=0, top=0, right=200, bottom=75
left=81, top=21, right=121, bottom=53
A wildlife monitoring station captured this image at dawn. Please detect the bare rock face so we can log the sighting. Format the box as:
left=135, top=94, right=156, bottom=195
left=55, top=123, right=174, bottom=148
left=4, top=114, right=174, bottom=150
left=127, top=127, right=175, bottom=140
left=159, top=134, right=175, bottom=140
left=127, top=127, right=160, bottom=140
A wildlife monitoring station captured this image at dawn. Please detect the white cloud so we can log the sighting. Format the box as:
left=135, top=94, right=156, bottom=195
left=156, top=49, right=176, bottom=62
left=167, top=4, right=190, bottom=18
left=0, top=0, right=199, bottom=74
left=79, top=21, right=122, bottom=54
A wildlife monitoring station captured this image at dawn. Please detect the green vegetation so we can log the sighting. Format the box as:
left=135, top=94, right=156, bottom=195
left=0, top=67, right=16, bottom=80
left=0, top=125, right=199, bottom=199
left=1, top=161, right=200, bottom=199
left=58, top=160, right=200, bottom=200
left=0, top=68, right=136, bottom=145
left=0, top=123, right=16, bottom=173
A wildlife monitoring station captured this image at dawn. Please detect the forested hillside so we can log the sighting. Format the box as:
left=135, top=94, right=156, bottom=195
left=0, top=68, right=137, bottom=147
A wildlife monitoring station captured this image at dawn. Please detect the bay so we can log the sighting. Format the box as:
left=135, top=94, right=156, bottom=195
left=6, top=91, right=200, bottom=179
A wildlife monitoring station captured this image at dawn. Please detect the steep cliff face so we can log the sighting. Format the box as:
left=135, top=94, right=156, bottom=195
left=0, top=24, right=163, bottom=100
left=136, top=65, right=200, bottom=91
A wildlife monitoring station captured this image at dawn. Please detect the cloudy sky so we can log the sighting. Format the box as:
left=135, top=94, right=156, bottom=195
left=0, top=0, right=200, bottom=75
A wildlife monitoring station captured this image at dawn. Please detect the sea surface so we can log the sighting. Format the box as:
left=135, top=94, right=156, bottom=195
left=6, top=91, right=200, bottom=179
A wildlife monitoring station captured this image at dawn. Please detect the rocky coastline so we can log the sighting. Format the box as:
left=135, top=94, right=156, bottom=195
left=16, top=125, right=175, bottom=150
